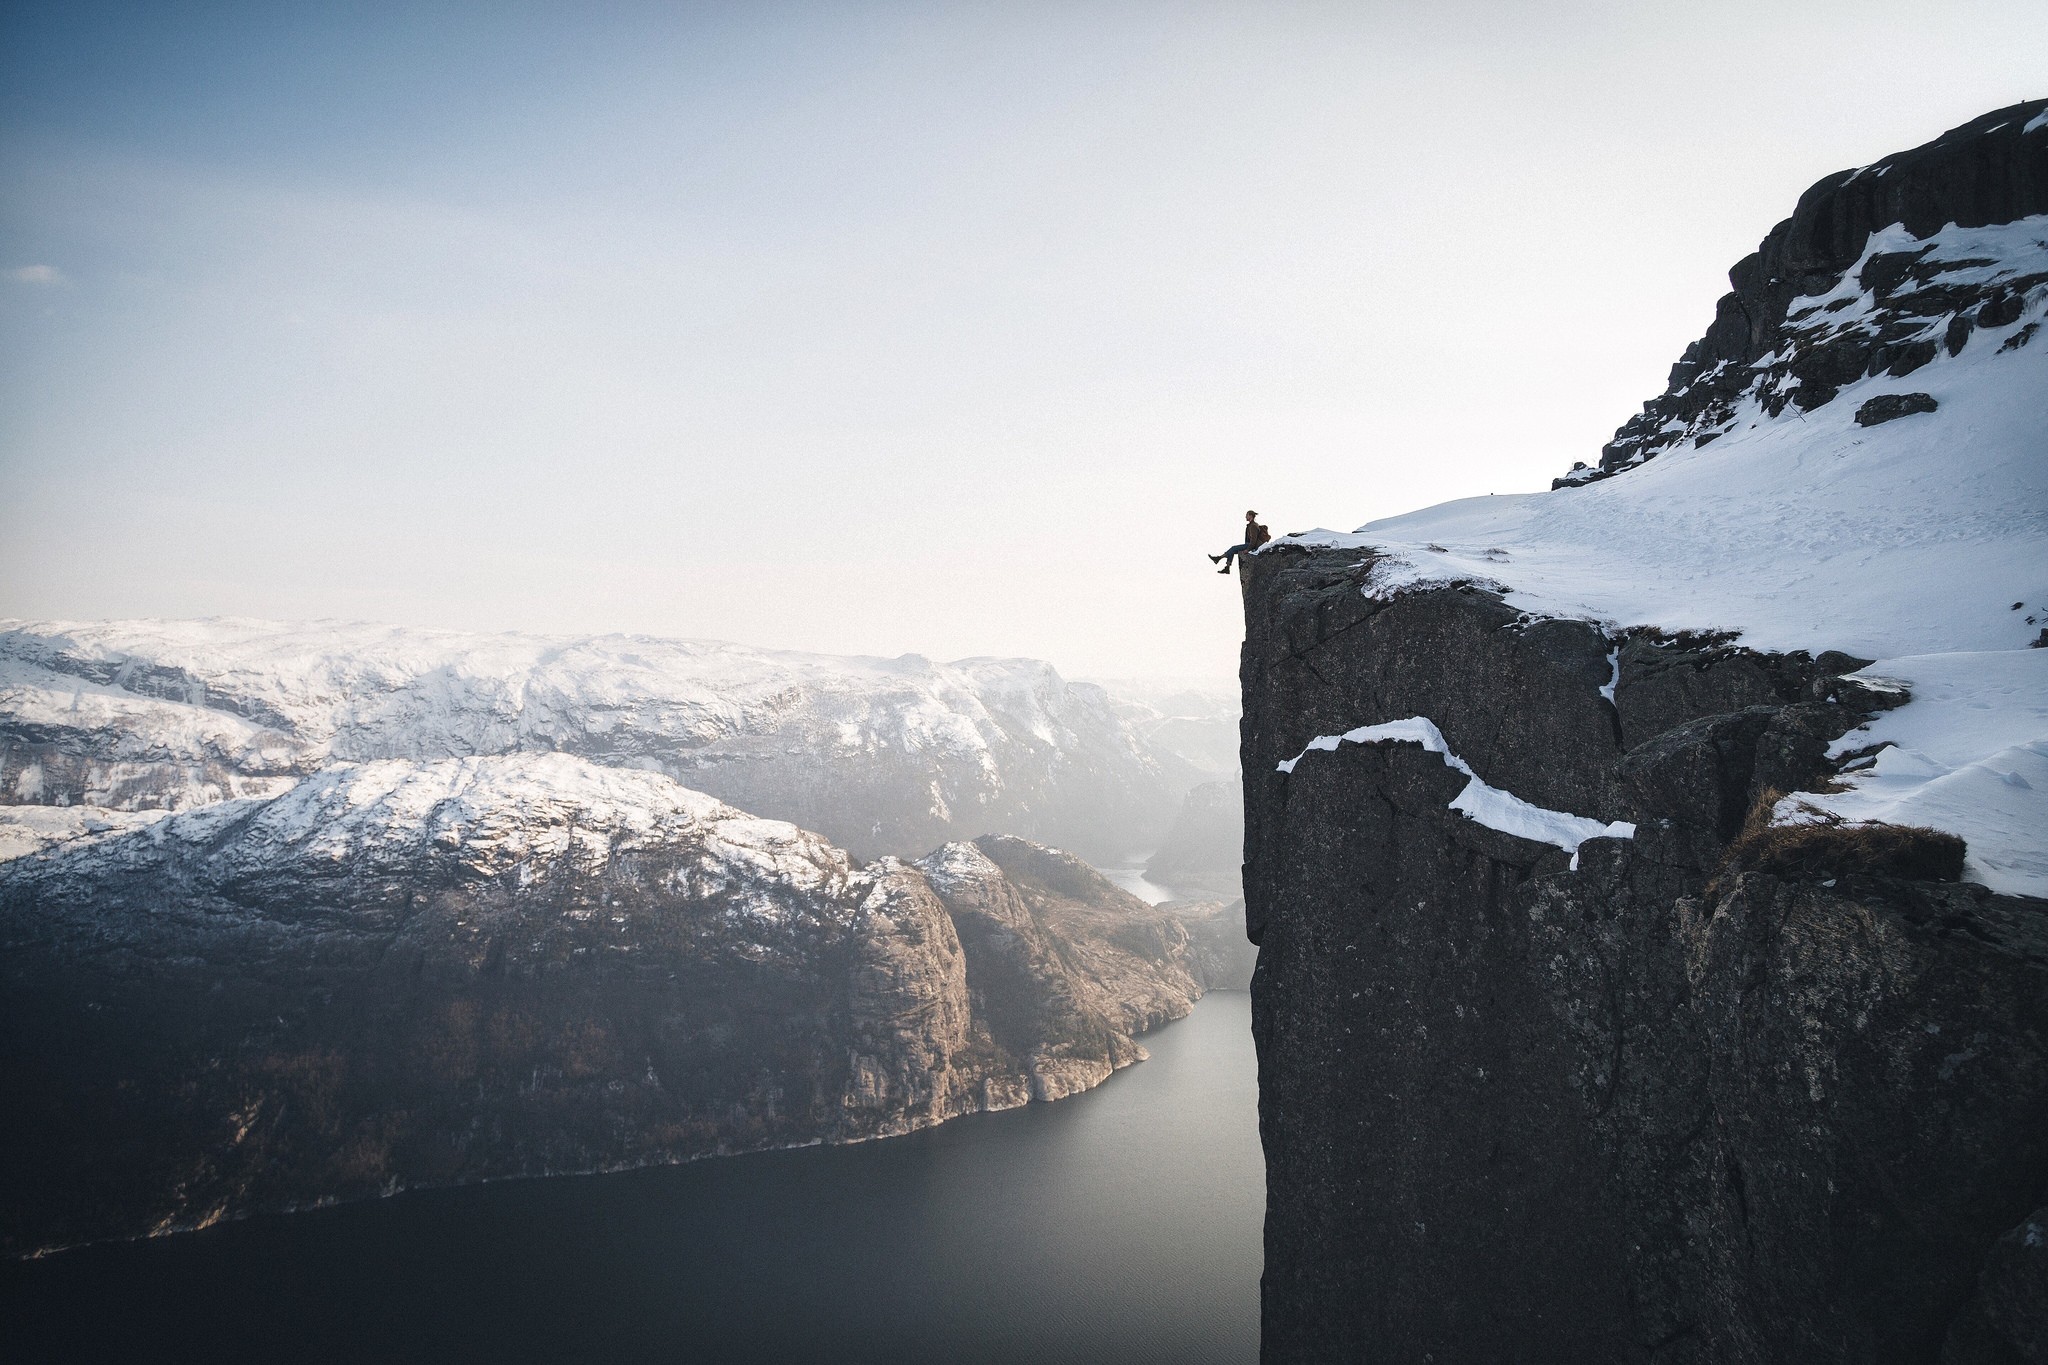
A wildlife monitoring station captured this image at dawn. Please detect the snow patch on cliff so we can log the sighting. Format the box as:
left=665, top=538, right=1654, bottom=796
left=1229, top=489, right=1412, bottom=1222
left=1779, top=650, right=2048, bottom=898
left=1278, top=717, right=1635, bottom=867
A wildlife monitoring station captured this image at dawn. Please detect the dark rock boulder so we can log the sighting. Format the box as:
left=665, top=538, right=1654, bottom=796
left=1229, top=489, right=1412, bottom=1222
left=1857, top=391, right=1941, bottom=425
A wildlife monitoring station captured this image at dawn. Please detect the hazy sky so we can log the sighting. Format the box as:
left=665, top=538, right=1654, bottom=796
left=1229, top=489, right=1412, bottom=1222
left=3, top=2, right=2044, bottom=681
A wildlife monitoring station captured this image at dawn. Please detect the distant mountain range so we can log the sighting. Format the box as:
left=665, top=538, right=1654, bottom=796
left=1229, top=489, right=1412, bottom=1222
left=0, top=618, right=1237, bottom=865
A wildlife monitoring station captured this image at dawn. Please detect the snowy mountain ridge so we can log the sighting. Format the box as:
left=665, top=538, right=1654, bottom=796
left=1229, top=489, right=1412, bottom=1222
left=0, top=618, right=1190, bottom=861
left=32, top=753, right=854, bottom=928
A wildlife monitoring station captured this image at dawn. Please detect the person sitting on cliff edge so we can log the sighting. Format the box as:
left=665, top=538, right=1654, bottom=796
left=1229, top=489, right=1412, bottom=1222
left=1210, top=510, right=1270, bottom=574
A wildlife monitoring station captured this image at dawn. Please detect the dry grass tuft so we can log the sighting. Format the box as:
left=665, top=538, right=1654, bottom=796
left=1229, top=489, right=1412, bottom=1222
left=1714, top=787, right=1966, bottom=889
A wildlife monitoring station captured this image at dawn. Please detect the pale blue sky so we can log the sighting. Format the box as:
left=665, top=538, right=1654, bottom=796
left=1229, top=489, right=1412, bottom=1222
left=4, top=1, right=2044, bottom=679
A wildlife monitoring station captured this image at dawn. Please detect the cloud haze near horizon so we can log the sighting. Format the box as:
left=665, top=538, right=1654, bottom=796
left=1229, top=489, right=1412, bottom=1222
left=3, top=0, right=2044, bottom=682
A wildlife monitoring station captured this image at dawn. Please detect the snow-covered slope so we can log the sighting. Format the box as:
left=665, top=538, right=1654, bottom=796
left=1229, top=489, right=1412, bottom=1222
left=34, top=752, right=858, bottom=924
left=1273, top=107, right=2047, bottom=899
left=0, top=621, right=1181, bottom=860
left=1284, top=215, right=2046, bottom=659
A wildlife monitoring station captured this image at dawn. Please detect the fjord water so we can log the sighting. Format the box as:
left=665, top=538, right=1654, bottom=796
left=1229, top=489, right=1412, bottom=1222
left=3, top=993, right=1261, bottom=1364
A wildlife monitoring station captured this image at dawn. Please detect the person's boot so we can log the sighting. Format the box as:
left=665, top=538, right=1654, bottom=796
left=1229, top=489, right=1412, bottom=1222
left=1217, top=565, right=1231, bottom=574
left=1207, top=553, right=1223, bottom=563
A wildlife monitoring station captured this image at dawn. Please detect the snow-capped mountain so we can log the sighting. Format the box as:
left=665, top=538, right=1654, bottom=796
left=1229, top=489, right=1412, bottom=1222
left=0, top=619, right=1188, bottom=862
left=0, top=752, right=1207, bottom=1254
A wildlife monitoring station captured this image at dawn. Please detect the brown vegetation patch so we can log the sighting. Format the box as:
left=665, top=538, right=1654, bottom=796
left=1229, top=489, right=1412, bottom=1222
left=1720, top=789, right=1965, bottom=886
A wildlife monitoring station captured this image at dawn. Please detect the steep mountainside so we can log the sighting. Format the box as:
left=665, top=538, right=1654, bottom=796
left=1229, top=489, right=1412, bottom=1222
left=0, top=620, right=1186, bottom=862
left=1243, top=102, right=2048, bottom=1363
left=0, top=755, right=1203, bottom=1256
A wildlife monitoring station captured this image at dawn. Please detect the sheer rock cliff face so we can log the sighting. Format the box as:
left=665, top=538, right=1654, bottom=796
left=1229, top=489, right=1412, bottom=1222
left=1240, top=556, right=2048, bottom=1363
left=0, top=759, right=1201, bottom=1256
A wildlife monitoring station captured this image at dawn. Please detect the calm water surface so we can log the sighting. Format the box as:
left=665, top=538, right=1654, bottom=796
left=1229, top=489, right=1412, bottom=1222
left=4, top=994, right=1262, bottom=1365
left=1098, top=862, right=1177, bottom=905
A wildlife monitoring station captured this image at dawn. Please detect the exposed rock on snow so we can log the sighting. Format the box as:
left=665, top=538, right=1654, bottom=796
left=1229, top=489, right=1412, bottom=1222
left=1854, top=391, right=1938, bottom=425
left=0, top=754, right=1206, bottom=1255
left=0, top=620, right=1186, bottom=862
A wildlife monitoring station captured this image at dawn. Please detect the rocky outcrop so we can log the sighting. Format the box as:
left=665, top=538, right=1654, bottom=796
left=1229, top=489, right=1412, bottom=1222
left=915, top=835, right=1203, bottom=1102
left=1240, top=552, right=2048, bottom=1363
left=0, top=756, right=1202, bottom=1256
left=1565, top=99, right=2047, bottom=484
